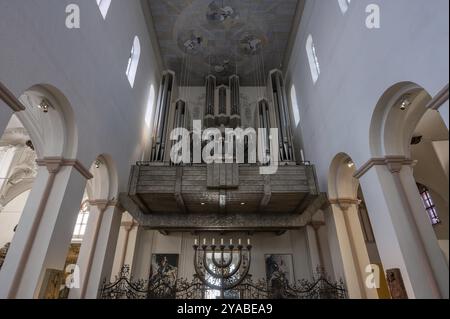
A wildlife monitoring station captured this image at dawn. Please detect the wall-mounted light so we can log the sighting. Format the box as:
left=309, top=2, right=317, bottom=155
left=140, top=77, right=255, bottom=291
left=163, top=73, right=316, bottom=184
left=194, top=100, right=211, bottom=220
left=399, top=95, right=411, bottom=111
left=37, top=99, right=51, bottom=113
left=346, top=159, right=354, bottom=168
left=95, top=160, right=102, bottom=168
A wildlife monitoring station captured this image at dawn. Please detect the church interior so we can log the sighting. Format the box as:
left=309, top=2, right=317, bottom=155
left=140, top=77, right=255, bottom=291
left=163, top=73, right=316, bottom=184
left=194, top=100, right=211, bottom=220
left=0, top=0, right=448, bottom=300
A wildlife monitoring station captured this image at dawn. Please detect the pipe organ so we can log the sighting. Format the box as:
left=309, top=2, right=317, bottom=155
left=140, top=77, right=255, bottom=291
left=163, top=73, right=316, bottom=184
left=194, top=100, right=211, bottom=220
left=126, top=68, right=320, bottom=232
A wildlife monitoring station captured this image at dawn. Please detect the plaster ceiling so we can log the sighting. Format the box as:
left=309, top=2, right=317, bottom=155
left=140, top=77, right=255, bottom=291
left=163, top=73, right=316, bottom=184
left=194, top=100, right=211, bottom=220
left=146, top=0, right=300, bottom=86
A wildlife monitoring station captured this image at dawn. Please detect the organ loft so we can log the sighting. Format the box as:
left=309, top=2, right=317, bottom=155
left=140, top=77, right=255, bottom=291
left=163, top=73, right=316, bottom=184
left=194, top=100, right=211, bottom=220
left=122, top=69, right=322, bottom=233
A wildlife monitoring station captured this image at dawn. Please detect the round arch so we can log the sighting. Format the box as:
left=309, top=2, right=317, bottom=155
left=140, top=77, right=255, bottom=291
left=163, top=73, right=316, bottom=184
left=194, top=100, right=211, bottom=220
left=369, top=81, right=432, bottom=158
left=86, top=154, right=119, bottom=201
left=14, top=83, right=78, bottom=159
left=328, top=152, right=358, bottom=200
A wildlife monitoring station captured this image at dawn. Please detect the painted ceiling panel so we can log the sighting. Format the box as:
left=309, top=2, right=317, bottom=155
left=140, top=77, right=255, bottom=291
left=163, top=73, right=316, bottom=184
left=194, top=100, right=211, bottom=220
left=146, top=0, right=299, bottom=86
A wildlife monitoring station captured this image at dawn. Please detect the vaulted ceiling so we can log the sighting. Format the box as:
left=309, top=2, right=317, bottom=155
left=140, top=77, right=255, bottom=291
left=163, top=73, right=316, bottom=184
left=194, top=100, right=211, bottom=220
left=145, top=0, right=302, bottom=86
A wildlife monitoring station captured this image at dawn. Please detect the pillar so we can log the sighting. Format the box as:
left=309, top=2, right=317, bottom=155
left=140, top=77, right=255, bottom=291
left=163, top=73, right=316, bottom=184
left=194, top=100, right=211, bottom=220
left=329, top=199, right=378, bottom=299
left=355, top=157, right=449, bottom=298
left=69, top=201, right=123, bottom=299
left=110, top=215, right=138, bottom=279
left=84, top=203, right=123, bottom=298
left=305, top=223, right=323, bottom=274
left=0, top=157, right=92, bottom=298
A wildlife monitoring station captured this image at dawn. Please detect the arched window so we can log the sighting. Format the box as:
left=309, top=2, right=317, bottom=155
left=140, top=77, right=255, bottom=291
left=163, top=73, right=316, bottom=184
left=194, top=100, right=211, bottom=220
left=145, top=85, right=156, bottom=127
left=338, top=0, right=351, bottom=14
left=417, top=183, right=441, bottom=225
left=306, top=35, right=320, bottom=84
left=126, top=36, right=141, bottom=88
left=72, top=201, right=90, bottom=242
left=290, top=85, right=300, bottom=126
left=96, top=0, right=111, bottom=19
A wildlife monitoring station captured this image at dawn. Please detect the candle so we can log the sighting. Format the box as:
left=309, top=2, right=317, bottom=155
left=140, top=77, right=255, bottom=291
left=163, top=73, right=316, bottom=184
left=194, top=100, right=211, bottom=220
left=238, top=238, right=242, bottom=245
left=203, top=238, right=206, bottom=245
left=300, top=149, right=305, bottom=162
left=221, top=238, right=224, bottom=245
left=212, top=238, right=215, bottom=245
left=247, top=238, right=251, bottom=246
left=230, top=239, right=233, bottom=245
left=194, top=238, right=198, bottom=246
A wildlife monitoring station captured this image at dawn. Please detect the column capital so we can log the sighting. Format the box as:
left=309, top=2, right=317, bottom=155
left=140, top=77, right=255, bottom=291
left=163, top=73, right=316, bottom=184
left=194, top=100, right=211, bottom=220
left=307, top=220, right=325, bottom=231
left=353, top=156, right=416, bottom=179
left=121, top=220, right=138, bottom=231
left=329, top=198, right=361, bottom=212
left=36, top=157, right=93, bottom=179
left=89, top=199, right=123, bottom=213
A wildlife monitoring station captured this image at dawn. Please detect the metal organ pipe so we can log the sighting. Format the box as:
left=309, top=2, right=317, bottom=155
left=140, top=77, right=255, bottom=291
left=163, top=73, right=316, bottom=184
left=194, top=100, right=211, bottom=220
left=258, top=99, right=271, bottom=159
left=219, top=86, right=227, bottom=115
left=230, top=75, right=240, bottom=116
left=271, top=71, right=294, bottom=162
left=205, top=75, right=216, bottom=116
left=151, top=72, right=174, bottom=162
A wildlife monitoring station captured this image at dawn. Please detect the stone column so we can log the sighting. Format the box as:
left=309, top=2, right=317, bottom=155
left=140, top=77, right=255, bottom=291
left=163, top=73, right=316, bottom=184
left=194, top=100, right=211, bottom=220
left=0, top=157, right=92, bottom=298
left=355, top=156, right=449, bottom=298
left=329, top=198, right=379, bottom=299
left=84, top=203, right=123, bottom=298
left=306, top=223, right=323, bottom=274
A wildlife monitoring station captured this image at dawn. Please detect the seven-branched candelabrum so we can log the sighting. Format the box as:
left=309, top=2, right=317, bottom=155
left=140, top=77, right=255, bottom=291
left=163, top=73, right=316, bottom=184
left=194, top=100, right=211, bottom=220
left=193, top=242, right=252, bottom=296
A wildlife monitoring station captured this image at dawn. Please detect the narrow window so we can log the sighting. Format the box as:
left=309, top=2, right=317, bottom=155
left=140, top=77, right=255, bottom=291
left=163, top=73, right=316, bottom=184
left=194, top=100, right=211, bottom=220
left=338, top=0, right=351, bottom=14
left=417, top=183, right=441, bottom=225
left=96, top=0, right=111, bottom=19
left=306, top=35, right=320, bottom=84
left=126, top=36, right=141, bottom=88
left=73, top=201, right=90, bottom=241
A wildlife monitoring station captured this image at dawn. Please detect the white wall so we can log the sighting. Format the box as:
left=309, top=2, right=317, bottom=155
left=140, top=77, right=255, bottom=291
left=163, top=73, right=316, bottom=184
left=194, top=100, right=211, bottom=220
left=130, top=230, right=314, bottom=284
left=0, top=0, right=162, bottom=193
left=285, top=0, right=449, bottom=191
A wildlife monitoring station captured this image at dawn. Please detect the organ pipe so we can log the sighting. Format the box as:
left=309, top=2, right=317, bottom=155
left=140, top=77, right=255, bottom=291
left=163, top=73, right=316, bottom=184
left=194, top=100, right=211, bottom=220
left=218, top=86, right=227, bottom=115
left=151, top=72, right=174, bottom=162
left=205, top=75, right=216, bottom=116
left=270, top=71, right=295, bottom=162
left=229, top=75, right=240, bottom=116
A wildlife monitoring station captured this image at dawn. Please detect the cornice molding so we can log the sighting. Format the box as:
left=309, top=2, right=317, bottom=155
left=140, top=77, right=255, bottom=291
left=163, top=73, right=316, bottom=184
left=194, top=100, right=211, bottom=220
left=0, top=81, right=25, bottom=112
left=89, top=199, right=124, bottom=212
left=328, top=198, right=360, bottom=212
left=36, top=157, right=93, bottom=179
left=353, top=156, right=416, bottom=179
left=426, top=84, right=449, bottom=111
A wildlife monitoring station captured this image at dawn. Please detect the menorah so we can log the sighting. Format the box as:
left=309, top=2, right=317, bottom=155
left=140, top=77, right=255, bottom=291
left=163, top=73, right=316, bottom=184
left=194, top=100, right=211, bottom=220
left=193, top=238, right=252, bottom=299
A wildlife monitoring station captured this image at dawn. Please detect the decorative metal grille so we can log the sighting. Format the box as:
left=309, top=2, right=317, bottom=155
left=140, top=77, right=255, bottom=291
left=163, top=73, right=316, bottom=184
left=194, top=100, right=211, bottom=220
left=101, top=266, right=347, bottom=300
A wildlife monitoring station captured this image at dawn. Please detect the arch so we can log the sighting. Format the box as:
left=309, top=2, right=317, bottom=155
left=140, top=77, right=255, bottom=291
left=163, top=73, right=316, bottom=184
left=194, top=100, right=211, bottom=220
left=126, top=36, right=141, bottom=88
left=328, top=152, right=358, bottom=199
left=86, top=154, right=119, bottom=201
left=14, top=84, right=78, bottom=159
left=369, top=81, right=432, bottom=157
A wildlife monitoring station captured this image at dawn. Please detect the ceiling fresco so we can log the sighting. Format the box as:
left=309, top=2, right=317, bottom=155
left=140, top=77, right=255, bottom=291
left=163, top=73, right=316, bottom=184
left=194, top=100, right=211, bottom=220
left=146, top=0, right=300, bottom=86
